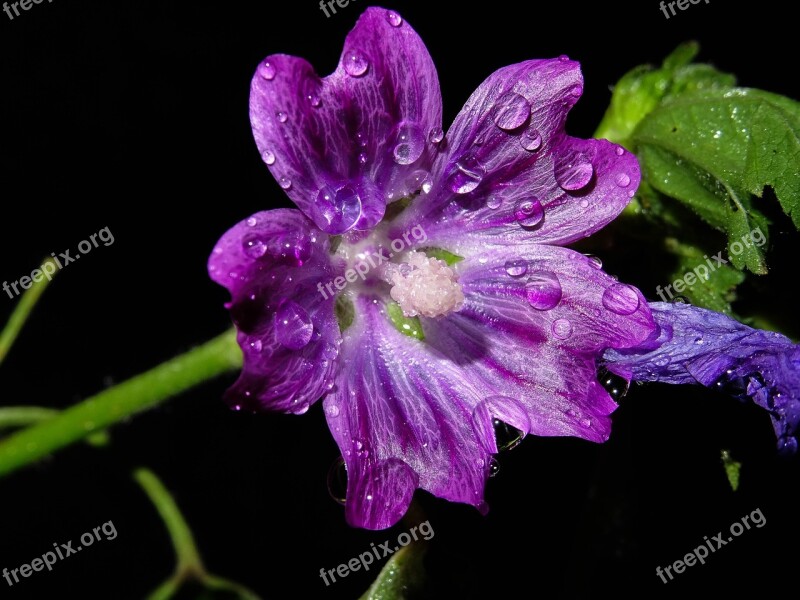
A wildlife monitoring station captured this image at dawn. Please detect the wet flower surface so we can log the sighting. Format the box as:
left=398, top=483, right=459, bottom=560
left=209, top=7, right=656, bottom=529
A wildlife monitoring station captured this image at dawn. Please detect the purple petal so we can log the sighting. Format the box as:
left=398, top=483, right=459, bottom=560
left=603, top=302, right=800, bottom=453
left=393, top=59, right=638, bottom=252
left=421, top=245, right=656, bottom=442
left=324, top=295, right=491, bottom=530
left=249, top=7, right=441, bottom=234
left=208, top=209, right=342, bottom=415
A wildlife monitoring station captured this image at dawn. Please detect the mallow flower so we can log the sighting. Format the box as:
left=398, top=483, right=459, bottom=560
left=604, top=302, right=800, bottom=455
left=208, top=6, right=656, bottom=529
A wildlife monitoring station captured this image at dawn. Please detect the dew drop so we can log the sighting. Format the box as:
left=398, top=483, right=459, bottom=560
left=275, top=301, right=314, bottom=350
left=276, top=111, right=288, bottom=123
left=324, top=403, right=340, bottom=418
left=486, top=196, right=502, bottom=209
left=471, top=396, right=531, bottom=453
left=447, top=155, right=485, bottom=194
left=262, top=150, right=276, bottom=165
left=243, top=235, right=267, bottom=259
left=327, top=456, right=347, bottom=505
left=313, top=185, right=363, bottom=234
left=671, top=296, right=689, bottom=304
left=308, top=93, right=321, bottom=107
left=615, top=146, right=625, bottom=156
left=597, top=367, right=630, bottom=400
left=246, top=216, right=258, bottom=227
left=504, top=259, right=528, bottom=277
left=602, top=283, right=640, bottom=315
left=489, top=457, right=500, bottom=477
left=520, top=128, right=542, bottom=151
left=344, top=51, right=369, bottom=77
left=585, top=254, right=603, bottom=269
left=558, top=54, right=570, bottom=62
left=778, top=436, right=798, bottom=454
left=258, top=61, right=276, bottom=80
left=556, top=156, right=594, bottom=191
left=514, top=198, right=544, bottom=228
left=249, top=339, right=263, bottom=352
left=491, top=92, right=530, bottom=131
left=393, top=123, right=425, bottom=165
left=278, top=176, right=292, bottom=190
left=428, top=127, right=444, bottom=144
left=407, top=169, right=432, bottom=194
left=386, top=10, right=402, bottom=26
left=551, top=318, right=573, bottom=339
left=358, top=152, right=367, bottom=165
left=579, top=199, right=589, bottom=208
left=525, top=272, right=562, bottom=310
left=615, top=173, right=631, bottom=187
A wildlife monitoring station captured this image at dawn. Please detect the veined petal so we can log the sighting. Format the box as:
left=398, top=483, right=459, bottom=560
left=250, top=7, right=441, bottom=234
left=422, top=245, right=655, bottom=442
left=603, top=302, right=800, bottom=454
left=208, top=209, right=343, bottom=414
left=393, top=59, right=638, bottom=252
left=324, top=295, right=491, bottom=530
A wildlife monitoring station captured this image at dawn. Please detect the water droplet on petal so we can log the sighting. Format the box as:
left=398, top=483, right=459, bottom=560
left=778, top=436, right=798, bottom=454
left=602, top=283, right=640, bottom=315
left=671, top=295, right=689, bottom=304
left=358, top=152, right=367, bottom=165
left=585, top=254, right=603, bottom=269
left=570, top=84, right=583, bottom=97
left=275, top=301, right=314, bottom=349
left=324, top=403, right=340, bottom=418
left=327, top=456, right=347, bottom=505
left=615, top=173, right=631, bottom=187
left=525, top=272, right=562, bottom=310
left=276, top=111, right=288, bottom=123
left=314, top=185, right=363, bottom=234
left=615, top=146, right=625, bottom=156
left=407, top=169, right=432, bottom=194
left=308, top=93, right=321, bottom=107
left=489, top=457, right=500, bottom=477
left=559, top=54, right=570, bottom=62
left=520, top=127, right=542, bottom=151
left=249, top=339, right=263, bottom=352
left=387, top=10, right=402, bottom=26
left=579, top=199, right=589, bottom=208
left=504, top=259, right=528, bottom=277
left=486, top=196, right=502, bottom=209
left=279, top=176, right=292, bottom=190
left=393, top=123, right=425, bottom=165
left=556, top=156, right=594, bottom=191
left=551, top=318, right=573, bottom=339
left=597, top=367, right=630, bottom=400
left=447, top=155, right=485, bottom=194
left=514, top=198, right=544, bottom=228
left=246, top=217, right=258, bottom=227
left=428, top=127, right=444, bottom=144
left=344, top=51, right=369, bottom=77
left=258, top=61, right=276, bottom=80
left=262, top=150, right=276, bottom=165
left=243, top=235, right=267, bottom=258
left=492, top=92, right=530, bottom=131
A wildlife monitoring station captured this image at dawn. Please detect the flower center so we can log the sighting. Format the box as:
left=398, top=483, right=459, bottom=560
left=385, top=251, right=464, bottom=318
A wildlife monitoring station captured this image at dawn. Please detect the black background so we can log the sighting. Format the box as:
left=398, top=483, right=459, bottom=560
left=1, top=0, right=798, bottom=598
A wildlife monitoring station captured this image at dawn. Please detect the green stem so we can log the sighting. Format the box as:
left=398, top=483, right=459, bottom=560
left=0, top=258, right=58, bottom=366
left=0, top=329, right=241, bottom=478
left=0, top=406, right=59, bottom=429
left=134, top=468, right=205, bottom=575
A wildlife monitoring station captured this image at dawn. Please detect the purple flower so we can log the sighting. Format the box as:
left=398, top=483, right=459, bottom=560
left=209, top=7, right=655, bottom=529
left=603, top=302, right=800, bottom=454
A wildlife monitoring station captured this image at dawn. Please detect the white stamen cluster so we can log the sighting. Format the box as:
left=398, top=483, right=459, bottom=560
left=388, top=251, right=464, bottom=318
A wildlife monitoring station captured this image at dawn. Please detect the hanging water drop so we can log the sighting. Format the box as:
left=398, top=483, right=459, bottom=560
left=597, top=367, right=629, bottom=400
left=327, top=456, right=347, bottom=505
left=489, top=457, right=500, bottom=477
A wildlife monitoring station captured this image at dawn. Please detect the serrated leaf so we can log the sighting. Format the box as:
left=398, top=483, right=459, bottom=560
left=662, top=238, right=746, bottom=313
left=358, top=544, right=426, bottom=600
left=633, top=89, right=800, bottom=272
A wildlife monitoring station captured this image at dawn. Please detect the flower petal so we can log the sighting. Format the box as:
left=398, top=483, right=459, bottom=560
left=208, top=209, right=342, bottom=414
left=393, top=58, right=637, bottom=252
left=421, top=245, right=655, bottom=441
left=603, top=302, right=800, bottom=453
left=324, top=296, right=490, bottom=530
left=249, top=7, right=441, bottom=234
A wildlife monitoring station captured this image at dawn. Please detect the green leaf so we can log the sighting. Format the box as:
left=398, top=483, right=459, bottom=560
left=633, top=88, right=800, bottom=272
left=662, top=238, right=746, bottom=313
left=417, top=247, right=463, bottom=266
left=721, top=449, right=742, bottom=492
left=386, top=302, right=424, bottom=341
left=358, top=544, right=427, bottom=600
left=336, top=295, right=355, bottom=332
